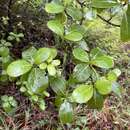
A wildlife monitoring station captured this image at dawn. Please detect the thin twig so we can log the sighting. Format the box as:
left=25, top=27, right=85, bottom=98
left=97, top=14, right=120, bottom=27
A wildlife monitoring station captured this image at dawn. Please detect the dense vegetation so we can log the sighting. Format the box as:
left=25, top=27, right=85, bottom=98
left=0, top=0, right=130, bottom=130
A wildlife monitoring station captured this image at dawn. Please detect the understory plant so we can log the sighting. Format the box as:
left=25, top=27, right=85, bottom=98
left=1, top=95, right=17, bottom=113
left=5, top=0, right=130, bottom=124
left=0, top=39, right=12, bottom=83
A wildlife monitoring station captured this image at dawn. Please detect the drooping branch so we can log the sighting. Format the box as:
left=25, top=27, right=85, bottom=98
left=97, top=14, right=120, bottom=27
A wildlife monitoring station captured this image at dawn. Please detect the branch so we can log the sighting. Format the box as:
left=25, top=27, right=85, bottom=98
left=97, top=14, right=120, bottom=27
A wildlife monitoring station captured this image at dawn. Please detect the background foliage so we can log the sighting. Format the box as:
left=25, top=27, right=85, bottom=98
left=0, top=0, right=130, bottom=130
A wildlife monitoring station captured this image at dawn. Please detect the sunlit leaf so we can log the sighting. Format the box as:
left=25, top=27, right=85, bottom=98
left=73, top=64, right=91, bottom=82
left=112, top=82, right=121, bottom=98
left=90, top=47, right=104, bottom=59
left=72, top=85, right=93, bottom=103
left=64, top=31, right=83, bottom=41
left=96, top=78, right=112, bottom=95
left=34, top=48, right=51, bottom=64
left=91, top=55, right=114, bottom=69
left=22, top=46, right=37, bottom=63
left=73, top=48, right=89, bottom=62
left=50, top=77, right=66, bottom=95
left=45, top=3, right=64, bottom=14
left=47, top=20, right=64, bottom=36
left=27, top=68, right=48, bottom=94
left=39, top=63, right=47, bottom=70
left=59, top=101, right=73, bottom=124
left=121, top=5, right=130, bottom=41
left=7, top=60, right=32, bottom=77
left=47, top=64, right=56, bottom=76
left=66, top=6, right=82, bottom=20
left=92, top=0, right=119, bottom=8
left=0, top=47, right=9, bottom=57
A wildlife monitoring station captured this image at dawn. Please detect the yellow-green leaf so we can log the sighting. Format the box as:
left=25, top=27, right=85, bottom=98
left=91, top=55, right=114, bottom=69
left=50, top=77, right=66, bottom=95
left=72, top=85, right=93, bottom=103
left=47, top=64, right=56, bottom=76
left=59, top=101, right=73, bottom=124
left=73, top=48, right=89, bottom=62
left=66, top=6, right=82, bottom=20
left=45, top=3, right=64, bottom=14
left=7, top=60, right=32, bottom=77
left=96, top=78, right=112, bottom=95
left=47, top=20, right=64, bottom=36
left=92, top=0, right=119, bottom=8
left=64, top=31, right=83, bottom=41
left=73, top=64, right=91, bottom=82
left=121, top=5, right=130, bottom=42
left=34, top=48, right=51, bottom=64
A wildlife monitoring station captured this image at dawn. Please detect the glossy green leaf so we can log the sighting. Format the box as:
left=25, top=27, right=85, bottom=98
left=66, top=6, right=82, bottom=20
left=55, top=95, right=64, bottom=107
left=2, top=56, right=11, bottom=67
left=112, top=82, right=121, bottom=98
left=107, top=68, right=121, bottom=81
left=91, top=55, right=114, bottom=69
left=55, top=13, right=67, bottom=24
left=47, top=64, right=56, bottom=76
left=73, top=48, right=89, bottom=62
left=22, top=46, right=37, bottom=63
left=34, top=48, right=51, bottom=64
left=72, top=85, right=93, bottom=103
left=92, top=0, right=119, bottom=8
left=77, top=40, right=89, bottom=51
left=39, top=99, right=46, bottom=111
left=96, top=78, right=112, bottom=95
left=64, top=31, right=83, bottom=41
left=112, top=68, right=121, bottom=77
left=0, top=47, right=9, bottom=57
left=47, top=48, right=57, bottom=63
left=50, top=77, right=66, bottom=95
left=45, top=3, right=64, bottom=14
left=59, top=101, right=73, bottom=124
left=27, top=68, right=48, bottom=94
left=43, top=91, right=50, bottom=97
left=7, top=60, right=32, bottom=77
left=51, top=59, right=60, bottom=66
left=107, top=71, right=117, bottom=82
left=87, top=91, right=104, bottom=109
left=73, top=64, right=91, bottom=82
left=70, top=24, right=86, bottom=35
left=90, top=47, right=104, bottom=59
left=121, top=5, right=130, bottom=42
left=47, top=20, right=64, bottom=36
left=31, top=95, right=39, bottom=102
left=91, top=67, right=100, bottom=82
left=39, top=63, right=47, bottom=70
